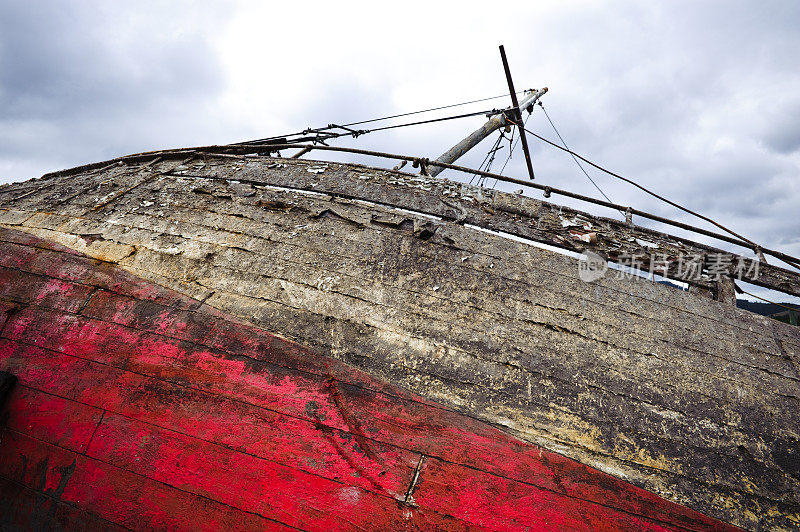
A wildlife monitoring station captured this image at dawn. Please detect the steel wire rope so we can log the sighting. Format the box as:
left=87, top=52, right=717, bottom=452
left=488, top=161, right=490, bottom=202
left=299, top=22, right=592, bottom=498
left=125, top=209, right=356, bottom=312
left=522, top=126, right=800, bottom=270
left=538, top=103, right=619, bottom=212
left=240, top=108, right=505, bottom=147
left=239, top=90, right=531, bottom=145
left=478, top=132, right=508, bottom=187
left=340, top=91, right=528, bottom=128
left=470, top=133, right=505, bottom=186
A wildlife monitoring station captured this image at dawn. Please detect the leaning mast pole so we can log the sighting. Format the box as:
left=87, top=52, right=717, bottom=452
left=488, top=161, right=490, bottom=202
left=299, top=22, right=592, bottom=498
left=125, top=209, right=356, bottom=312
left=425, top=87, right=547, bottom=177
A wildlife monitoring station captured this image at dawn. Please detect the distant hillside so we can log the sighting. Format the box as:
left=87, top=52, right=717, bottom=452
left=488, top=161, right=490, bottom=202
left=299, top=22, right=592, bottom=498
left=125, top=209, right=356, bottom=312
left=737, top=299, right=800, bottom=316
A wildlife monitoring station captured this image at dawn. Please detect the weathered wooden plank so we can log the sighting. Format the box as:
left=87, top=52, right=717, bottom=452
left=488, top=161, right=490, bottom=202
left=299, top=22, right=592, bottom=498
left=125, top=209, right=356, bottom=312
left=0, top=336, right=729, bottom=531
left=0, top=334, right=419, bottom=499
left=69, top=286, right=788, bottom=524
left=21, top=200, right=792, bottom=390
left=0, top=162, right=137, bottom=213
left=0, top=228, right=203, bottom=310
left=256, top=290, right=796, bottom=507
left=1, top=175, right=744, bottom=344
left=326, top=379, right=739, bottom=531
left=21, top=270, right=780, bottom=532
left=2, top=385, right=104, bottom=453
left=0, top=428, right=294, bottom=531
left=0, top=344, right=476, bottom=529
left=85, top=414, right=474, bottom=532
left=0, top=475, right=127, bottom=532
left=12, top=153, right=798, bottom=299
left=0, top=295, right=738, bottom=530
left=412, top=457, right=707, bottom=532
left=0, top=266, right=95, bottom=314
left=196, top=287, right=799, bottom=529
left=59, top=182, right=792, bottom=367
left=125, top=227, right=796, bottom=386
left=77, top=288, right=432, bottom=403
left=23, top=297, right=765, bottom=516
left=61, top=208, right=786, bottom=432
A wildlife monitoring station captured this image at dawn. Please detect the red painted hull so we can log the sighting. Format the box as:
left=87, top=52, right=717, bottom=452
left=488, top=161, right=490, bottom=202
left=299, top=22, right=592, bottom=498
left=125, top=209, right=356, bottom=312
left=0, top=227, right=736, bottom=531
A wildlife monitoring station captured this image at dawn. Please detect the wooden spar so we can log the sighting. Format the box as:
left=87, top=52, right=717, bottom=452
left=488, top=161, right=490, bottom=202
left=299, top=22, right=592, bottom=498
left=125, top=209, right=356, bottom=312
left=291, top=146, right=312, bottom=159
left=499, top=45, right=537, bottom=181
left=426, top=88, right=547, bottom=177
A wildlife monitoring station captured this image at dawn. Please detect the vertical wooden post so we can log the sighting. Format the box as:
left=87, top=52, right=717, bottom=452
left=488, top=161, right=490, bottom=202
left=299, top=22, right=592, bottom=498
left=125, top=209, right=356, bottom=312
left=714, top=276, right=737, bottom=306
left=499, top=45, right=536, bottom=181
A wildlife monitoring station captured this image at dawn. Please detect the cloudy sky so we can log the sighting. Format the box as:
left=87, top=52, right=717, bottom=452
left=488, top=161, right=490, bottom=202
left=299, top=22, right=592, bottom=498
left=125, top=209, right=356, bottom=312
left=1, top=1, right=799, bottom=301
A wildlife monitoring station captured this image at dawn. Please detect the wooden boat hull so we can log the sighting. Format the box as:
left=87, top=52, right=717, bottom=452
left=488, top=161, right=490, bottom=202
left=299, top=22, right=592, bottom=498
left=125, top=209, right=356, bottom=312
left=1, top=152, right=797, bottom=529
left=0, top=226, right=738, bottom=530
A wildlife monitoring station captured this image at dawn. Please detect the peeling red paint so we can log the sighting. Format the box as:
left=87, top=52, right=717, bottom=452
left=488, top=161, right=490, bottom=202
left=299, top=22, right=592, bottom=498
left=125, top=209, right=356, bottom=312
left=0, top=227, right=738, bottom=531
left=3, top=386, right=103, bottom=453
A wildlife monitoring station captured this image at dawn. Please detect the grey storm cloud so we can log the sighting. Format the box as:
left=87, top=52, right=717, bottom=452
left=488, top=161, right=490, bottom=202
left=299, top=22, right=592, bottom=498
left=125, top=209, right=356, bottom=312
left=0, top=1, right=228, bottom=172
left=761, top=101, right=800, bottom=154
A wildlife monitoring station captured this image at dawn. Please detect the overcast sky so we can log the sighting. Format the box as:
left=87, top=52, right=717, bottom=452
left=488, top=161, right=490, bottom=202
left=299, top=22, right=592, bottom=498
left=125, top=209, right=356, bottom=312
left=1, top=1, right=798, bottom=301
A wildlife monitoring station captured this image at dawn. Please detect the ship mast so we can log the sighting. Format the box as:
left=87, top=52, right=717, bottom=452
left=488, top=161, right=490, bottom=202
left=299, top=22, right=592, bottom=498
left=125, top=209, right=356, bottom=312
left=426, top=45, right=545, bottom=178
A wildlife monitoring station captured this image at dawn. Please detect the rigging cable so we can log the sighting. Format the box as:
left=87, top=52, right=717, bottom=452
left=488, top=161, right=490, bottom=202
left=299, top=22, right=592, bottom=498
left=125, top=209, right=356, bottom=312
left=241, top=107, right=505, bottom=147
left=341, top=90, right=529, bottom=128
left=538, top=103, right=620, bottom=212
left=470, top=132, right=505, bottom=186
left=241, top=90, right=530, bottom=145
left=363, top=109, right=500, bottom=134
left=480, top=131, right=508, bottom=186
left=521, top=125, right=800, bottom=269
